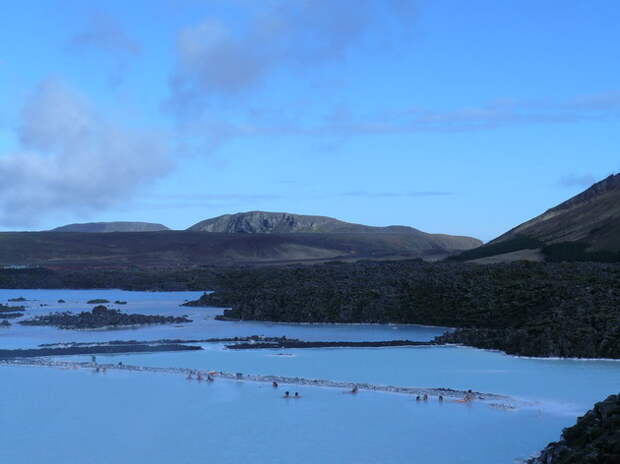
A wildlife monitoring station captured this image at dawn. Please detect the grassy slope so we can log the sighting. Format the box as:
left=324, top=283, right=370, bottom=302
left=0, top=230, right=474, bottom=268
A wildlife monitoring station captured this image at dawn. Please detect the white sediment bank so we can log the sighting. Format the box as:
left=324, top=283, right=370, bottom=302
left=2, top=358, right=514, bottom=404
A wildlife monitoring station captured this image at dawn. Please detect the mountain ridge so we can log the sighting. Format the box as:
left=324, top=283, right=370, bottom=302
left=188, top=211, right=482, bottom=251
left=52, top=222, right=170, bottom=233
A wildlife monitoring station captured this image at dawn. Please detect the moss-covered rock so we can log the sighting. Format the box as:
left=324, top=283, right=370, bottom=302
left=528, top=394, right=620, bottom=463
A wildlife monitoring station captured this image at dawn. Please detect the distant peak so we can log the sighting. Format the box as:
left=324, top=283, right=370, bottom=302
left=51, top=221, right=170, bottom=233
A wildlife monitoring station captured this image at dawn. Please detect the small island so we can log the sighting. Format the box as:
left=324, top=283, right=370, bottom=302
left=19, top=305, right=191, bottom=329
left=0, top=304, right=25, bottom=312
left=0, top=304, right=25, bottom=320
left=86, top=299, right=110, bottom=304
left=181, top=292, right=225, bottom=307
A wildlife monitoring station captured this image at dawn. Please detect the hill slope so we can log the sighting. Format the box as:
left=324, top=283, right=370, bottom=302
left=0, top=229, right=476, bottom=269
left=455, top=174, right=620, bottom=262
left=493, top=174, right=620, bottom=250
left=188, top=211, right=481, bottom=251
left=52, top=222, right=170, bottom=233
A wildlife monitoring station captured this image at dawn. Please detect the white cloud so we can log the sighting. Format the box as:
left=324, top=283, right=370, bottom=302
left=0, top=79, right=171, bottom=226
left=166, top=0, right=415, bottom=118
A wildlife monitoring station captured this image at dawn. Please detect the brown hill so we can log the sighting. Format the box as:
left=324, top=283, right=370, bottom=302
left=493, top=174, right=620, bottom=250
left=455, top=174, right=620, bottom=262
left=0, top=229, right=479, bottom=269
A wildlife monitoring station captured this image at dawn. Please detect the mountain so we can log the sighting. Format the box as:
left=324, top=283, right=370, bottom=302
left=188, top=211, right=482, bottom=251
left=455, top=173, right=620, bottom=262
left=52, top=222, right=170, bottom=233
left=0, top=212, right=480, bottom=268
left=190, top=211, right=407, bottom=234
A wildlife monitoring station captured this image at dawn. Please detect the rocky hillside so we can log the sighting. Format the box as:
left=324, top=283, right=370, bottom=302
left=52, top=222, right=170, bottom=232
left=528, top=393, right=620, bottom=463
left=188, top=211, right=481, bottom=252
left=454, top=174, right=620, bottom=262
left=494, top=174, right=620, bottom=248
left=185, top=260, right=620, bottom=358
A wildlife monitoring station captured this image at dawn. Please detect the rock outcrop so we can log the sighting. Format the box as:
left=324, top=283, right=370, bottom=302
left=528, top=394, right=620, bottom=463
left=188, top=211, right=481, bottom=252
left=185, top=260, right=620, bottom=358
left=19, top=305, right=191, bottom=329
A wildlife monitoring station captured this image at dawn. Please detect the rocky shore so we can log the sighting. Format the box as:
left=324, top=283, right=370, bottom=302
left=0, top=303, right=25, bottom=320
left=527, top=394, right=620, bottom=463
left=182, top=261, right=620, bottom=359
left=433, top=328, right=620, bottom=359
left=226, top=340, right=438, bottom=350
left=0, top=312, right=24, bottom=319
left=39, top=335, right=292, bottom=348
left=0, top=343, right=202, bottom=359
left=0, top=304, right=25, bottom=312
left=19, top=305, right=191, bottom=329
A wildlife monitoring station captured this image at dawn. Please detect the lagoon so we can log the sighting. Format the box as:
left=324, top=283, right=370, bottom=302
left=1, top=289, right=619, bottom=463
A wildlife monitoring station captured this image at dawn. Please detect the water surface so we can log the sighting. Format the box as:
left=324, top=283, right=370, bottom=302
left=1, top=288, right=618, bottom=464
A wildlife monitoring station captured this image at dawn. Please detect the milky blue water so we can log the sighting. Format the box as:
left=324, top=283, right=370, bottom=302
left=1, top=289, right=619, bottom=464
left=0, top=289, right=445, bottom=348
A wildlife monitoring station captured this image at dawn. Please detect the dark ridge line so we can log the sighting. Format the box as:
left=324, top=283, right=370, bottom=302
left=226, top=340, right=440, bottom=349
left=39, top=336, right=294, bottom=348
left=0, top=344, right=202, bottom=359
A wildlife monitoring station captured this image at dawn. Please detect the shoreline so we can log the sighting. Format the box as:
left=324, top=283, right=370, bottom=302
left=20, top=336, right=620, bottom=362
left=226, top=340, right=439, bottom=349
left=0, top=344, right=202, bottom=358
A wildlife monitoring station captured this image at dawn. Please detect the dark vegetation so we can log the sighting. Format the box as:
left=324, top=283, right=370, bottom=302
left=0, top=312, right=24, bottom=319
left=528, top=394, right=620, bottom=464
left=3, top=260, right=620, bottom=358
left=0, top=304, right=25, bottom=312
left=0, top=267, right=217, bottom=291
left=226, top=340, right=437, bottom=350
left=19, top=305, right=191, bottom=329
left=451, top=236, right=620, bottom=263
left=0, top=303, right=25, bottom=319
left=543, top=242, right=620, bottom=263
left=449, top=236, right=544, bottom=261
left=185, top=260, right=620, bottom=358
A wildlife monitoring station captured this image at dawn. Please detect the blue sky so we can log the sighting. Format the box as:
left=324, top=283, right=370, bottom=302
left=1, top=0, right=618, bottom=241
